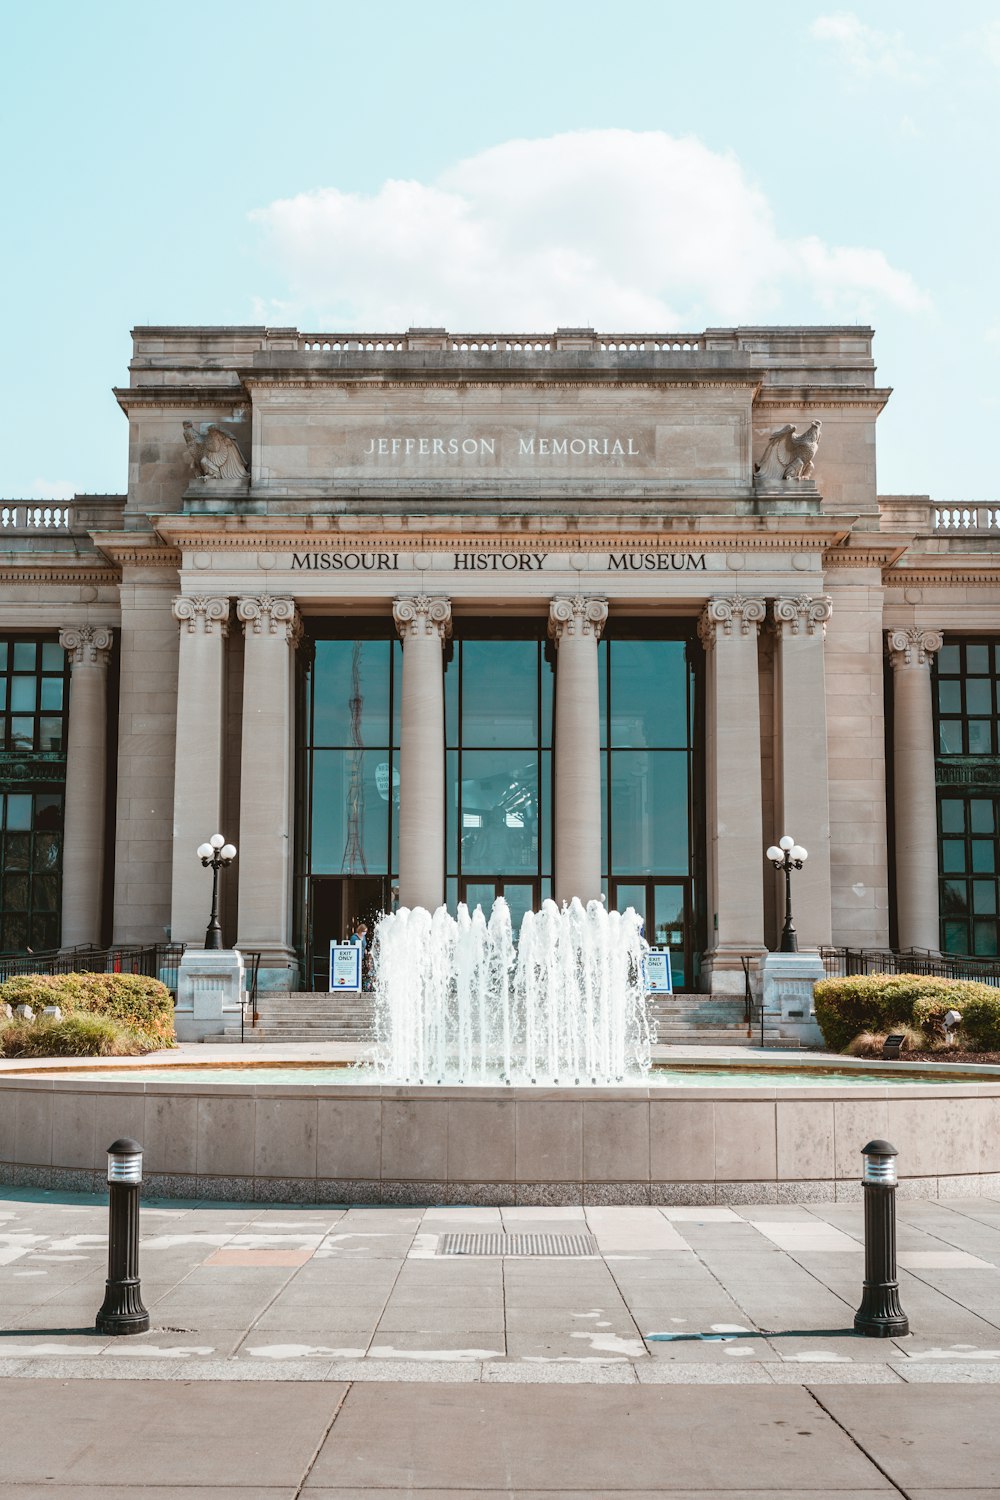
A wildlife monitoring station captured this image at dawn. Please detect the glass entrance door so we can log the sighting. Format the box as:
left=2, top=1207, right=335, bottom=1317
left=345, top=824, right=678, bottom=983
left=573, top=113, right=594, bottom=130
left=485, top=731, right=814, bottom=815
left=460, top=877, right=539, bottom=935
left=307, top=875, right=388, bottom=990
left=611, top=878, right=691, bottom=991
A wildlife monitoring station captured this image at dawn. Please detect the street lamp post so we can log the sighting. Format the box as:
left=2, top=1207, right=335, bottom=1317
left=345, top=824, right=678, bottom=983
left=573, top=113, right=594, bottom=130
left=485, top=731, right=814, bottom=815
left=766, top=835, right=808, bottom=954
left=196, top=834, right=237, bottom=951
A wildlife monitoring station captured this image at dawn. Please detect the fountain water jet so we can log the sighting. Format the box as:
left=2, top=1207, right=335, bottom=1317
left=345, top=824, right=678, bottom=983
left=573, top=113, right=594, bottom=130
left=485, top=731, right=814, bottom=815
left=370, top=897, right=651, bottom=1085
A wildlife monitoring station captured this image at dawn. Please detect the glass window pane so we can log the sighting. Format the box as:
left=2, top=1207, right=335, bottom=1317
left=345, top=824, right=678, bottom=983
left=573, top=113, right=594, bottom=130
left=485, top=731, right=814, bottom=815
left=974, top=920, right=998, bottom=956
left=34, top=832, right=60, bottom=870
left=5, top=795, right=31, bottom=831
left=38, top=717, right=62, bottom=752
left=0, top=643, right=6, bottom=670
left=942, top=879, right=968, bottom=914
left=610, top=640, right=687, bottom=748
left=502, top=882, right=535, bottom=934
left=967, top=679, right=993, bottom=715
left=600, top=749, right=608, bottom=878
left=616, top=884, right=648, bottom=925
left=444, top=651, right=458, bottom=748
left=968, top=720, right=993, bottom=754
left=446, top=749, right=458, bottom=874
left=12, top=643, right=35, bottom=671
left=938, top=721, right=963, bottom=754
left=540, top=751, right=551, bottom=876
left=10, top=678, right=34, bottom=712
left=3, top=873, right=29, bottom=910
left=3, top=832, right=30, bottom=869
left=32, top=874, right=58, bottom=912
left=940, top=800, right=965, bottom=834
left=972, top=840, right=996, bottom=873
left=942, top=919, right=968, bottom=953
left=942, top=839, right=966, bottom=873
left=460, top=750, right=538, bottom=874
left=967, top=644, right=990, bottom=674
left=598, top=641, right=608, bottom=748
left=464, top=882, right=497, bottom=914
left=938, top=644, right=961, bottom=674
left=971, top=800, right=995, bottom=834
left=3, top=912, right=27, bottom=952
left=310, top=749, right=390, bottom=874
left=610, top=750, right=688, bottom=876
left=34, top=795, right=61, bottom=831
left=973, top=880, right=997, bottom=914
left=391, top=640, right=403, bottom=747
left=540, top=653, right=553, bottom=748
left=10, top=718, right=33, bottom=749
left=461, top=641, right=539, bottom=747
left=937, top=680, right=962, bottom=713
left=41, top=643, right=64, bottom=671
left=39, top=678, right=63, bottom=710
left=30, top=913, right=59, bottom=952
left=311, top=641, right=390, bottom=747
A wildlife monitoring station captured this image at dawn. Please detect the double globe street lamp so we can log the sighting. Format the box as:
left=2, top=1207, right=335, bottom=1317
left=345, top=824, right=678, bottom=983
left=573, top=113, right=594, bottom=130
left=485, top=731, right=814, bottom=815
left=196, top=833, right=237, bottom=950
left=766, top=834, right=808, bottom=953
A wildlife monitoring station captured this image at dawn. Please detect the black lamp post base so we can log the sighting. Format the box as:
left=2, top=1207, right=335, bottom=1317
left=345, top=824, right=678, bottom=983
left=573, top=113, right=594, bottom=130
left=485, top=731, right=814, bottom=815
left=96, top=1277, right=150, bottom=1335
left=854, top=1282, right=909, bottom=1338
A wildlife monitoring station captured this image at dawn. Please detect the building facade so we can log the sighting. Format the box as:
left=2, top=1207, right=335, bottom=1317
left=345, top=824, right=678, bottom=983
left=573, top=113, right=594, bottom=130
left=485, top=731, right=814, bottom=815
left=1, top=325, right=996, bottom=992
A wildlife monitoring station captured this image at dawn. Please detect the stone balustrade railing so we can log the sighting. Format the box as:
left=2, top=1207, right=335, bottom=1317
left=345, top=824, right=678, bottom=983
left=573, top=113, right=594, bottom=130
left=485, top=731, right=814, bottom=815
left=0, top=503, right=72, bottom=533
left=296, top=331, right=703, bottom=354
left=933, top=505, right=1000, bottom=533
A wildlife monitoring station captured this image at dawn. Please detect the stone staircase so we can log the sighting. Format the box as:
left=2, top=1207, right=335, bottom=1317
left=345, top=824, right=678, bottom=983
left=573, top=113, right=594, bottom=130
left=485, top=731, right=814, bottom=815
left=206, top=990, right=754, bottom=1046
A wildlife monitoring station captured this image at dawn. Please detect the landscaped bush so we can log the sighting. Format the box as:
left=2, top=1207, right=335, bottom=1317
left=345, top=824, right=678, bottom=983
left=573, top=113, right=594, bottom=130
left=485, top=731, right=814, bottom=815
left=814, top=973, right=1000, bottom=1053
left=0, top=971, right=175, bottom=1055
left=0, top=1012, right=141, bottom=1058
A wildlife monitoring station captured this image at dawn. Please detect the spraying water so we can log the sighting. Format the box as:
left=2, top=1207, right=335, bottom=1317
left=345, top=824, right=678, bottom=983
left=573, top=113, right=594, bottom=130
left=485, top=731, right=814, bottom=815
left=369, top=897, right=652, bottom=1085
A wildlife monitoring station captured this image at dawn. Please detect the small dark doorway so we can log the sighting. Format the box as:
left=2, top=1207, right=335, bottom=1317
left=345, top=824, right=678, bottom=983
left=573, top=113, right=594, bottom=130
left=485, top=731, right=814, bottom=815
left=307, top=875, right=389, bottom=990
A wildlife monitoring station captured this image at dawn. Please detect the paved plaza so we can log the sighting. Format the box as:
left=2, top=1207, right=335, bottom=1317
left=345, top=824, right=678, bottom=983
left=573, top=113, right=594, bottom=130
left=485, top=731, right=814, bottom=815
left=3, top=1189, right=1000, bottom=1493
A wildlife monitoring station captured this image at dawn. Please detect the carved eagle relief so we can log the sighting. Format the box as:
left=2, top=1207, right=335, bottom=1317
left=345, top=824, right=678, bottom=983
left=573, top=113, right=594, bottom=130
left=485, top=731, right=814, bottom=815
left=182, top=421, right=248, bottom=480
left=754, top=420, right=822, bottom=482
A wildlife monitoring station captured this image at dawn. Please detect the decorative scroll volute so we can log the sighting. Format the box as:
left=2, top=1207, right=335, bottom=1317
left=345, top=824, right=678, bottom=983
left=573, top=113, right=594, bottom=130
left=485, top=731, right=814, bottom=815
left=171, top=596, right=230, bottom=637
left=887, top=627, right=944, bottom=669
left=58, top=625, right=114, bottom=667
left=697, top=596, right=767, bottom=648
left=392, top=595, right=453, bottom=642
left=772, top=595, right=834, bottom=639
left=547, top=596, right=609, bottom=644
left=236, top=596, right=301, bottom=644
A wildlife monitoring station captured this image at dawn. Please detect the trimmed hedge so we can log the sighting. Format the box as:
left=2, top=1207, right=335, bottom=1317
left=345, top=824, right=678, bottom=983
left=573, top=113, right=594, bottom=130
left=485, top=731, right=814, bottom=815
left=0, top=1012, right=142, bottom=1058
left=813, top=973, right=1000, bottom=1052
left=0, top=971, right=174, bottom=1055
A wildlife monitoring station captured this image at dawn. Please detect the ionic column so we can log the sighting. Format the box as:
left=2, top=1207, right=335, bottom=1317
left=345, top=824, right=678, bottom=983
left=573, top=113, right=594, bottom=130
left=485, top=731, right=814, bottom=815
left=699, top=597, right=767, bottom=981
left=393, top=595, right=451, bottom=911
left=59, top=626, right=113, bottom=948
left=772, top=596, right=834, bottom=947
left=169, top=597, right=230, bottom=945
left=888, top=627, right=943, bottom=951
left=548, top=595, right=608, bottom=906
left=236, top=596, right=301, bottom=967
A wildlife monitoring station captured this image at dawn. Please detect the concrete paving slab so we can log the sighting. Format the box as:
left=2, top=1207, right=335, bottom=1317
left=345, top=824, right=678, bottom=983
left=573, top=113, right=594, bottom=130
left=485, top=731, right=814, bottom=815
left=815, top=1385, right=1000, bottom=1489
left=304, top=1384, right=887, bottom=1492
left=0, top=1490, right=298, bottom=1499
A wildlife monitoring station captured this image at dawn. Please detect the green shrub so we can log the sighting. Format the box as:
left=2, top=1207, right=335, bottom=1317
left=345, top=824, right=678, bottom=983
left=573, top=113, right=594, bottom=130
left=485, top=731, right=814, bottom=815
left=0, top=1012, right=142, bottom=1058
left=814, top=974, right=1000, bottom=1052
left=0, top=972, right=174, bottom=1050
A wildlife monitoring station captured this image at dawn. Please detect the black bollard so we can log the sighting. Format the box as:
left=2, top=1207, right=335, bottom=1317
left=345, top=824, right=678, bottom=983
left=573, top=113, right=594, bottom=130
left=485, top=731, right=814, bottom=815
left=95, top=1137, right=150, bottom=1335
left=854, top=1139, right=909, bottom=1338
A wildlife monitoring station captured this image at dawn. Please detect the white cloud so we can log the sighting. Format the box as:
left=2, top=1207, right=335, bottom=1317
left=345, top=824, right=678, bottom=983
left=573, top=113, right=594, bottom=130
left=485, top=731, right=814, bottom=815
left=811, top=12, right=922, bottom=80
left=250, top=130, right=928, bottom=331
left=28, top=479, right=75, bottom=500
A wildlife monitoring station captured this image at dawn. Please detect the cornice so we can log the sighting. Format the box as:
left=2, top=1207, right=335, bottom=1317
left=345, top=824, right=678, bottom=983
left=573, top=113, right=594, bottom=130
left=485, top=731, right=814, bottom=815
left=113, top=387, right=247, bottom=413
left=0, top=561, right=120, bottom=585
left=90, top=532, right=182, bottom=567
left=241, top=377, right=764, bottom=394
left=754, top=386, right=892, bottom=412
left=884, top=563, right=1000, bottom=588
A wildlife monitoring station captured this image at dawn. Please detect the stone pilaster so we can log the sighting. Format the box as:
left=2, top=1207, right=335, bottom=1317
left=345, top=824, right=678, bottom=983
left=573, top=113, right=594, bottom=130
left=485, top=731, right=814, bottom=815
left=887, top=627, right=944, bottom=951
left=393, top=595, right=452, bottom=912
left=548, top=596, right=608, bottom=907
left=58, top=626, right=113, bottom=948
left=698, top=597, right=767, bottom=990
left=235, top=597, right=301, bottom=980
left=169, top=597, right=230, bottom=946
left=771, top=595, right=834, bottom=947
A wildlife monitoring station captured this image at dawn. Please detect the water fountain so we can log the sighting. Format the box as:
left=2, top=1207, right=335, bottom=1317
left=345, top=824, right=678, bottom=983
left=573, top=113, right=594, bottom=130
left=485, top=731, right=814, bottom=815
left=370, top=897, right=651, bottom=1086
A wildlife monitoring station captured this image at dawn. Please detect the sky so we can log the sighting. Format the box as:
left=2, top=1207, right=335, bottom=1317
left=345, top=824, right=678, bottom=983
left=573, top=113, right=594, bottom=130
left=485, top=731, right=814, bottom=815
left=1, top=0, right=997, bottom=501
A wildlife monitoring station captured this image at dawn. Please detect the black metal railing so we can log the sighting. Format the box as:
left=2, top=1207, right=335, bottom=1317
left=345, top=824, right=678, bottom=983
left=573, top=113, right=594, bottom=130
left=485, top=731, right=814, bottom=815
left=240, top=951, right=262, bottom=1041
left=0, top=943, right=186, bottom=994
left=821, top=946, right=1000, bottom=988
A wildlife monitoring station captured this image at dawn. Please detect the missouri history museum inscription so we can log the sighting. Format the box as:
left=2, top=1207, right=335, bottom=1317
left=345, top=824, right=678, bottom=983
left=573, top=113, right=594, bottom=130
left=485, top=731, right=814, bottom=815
left=286, top=550, right=712, bottom=572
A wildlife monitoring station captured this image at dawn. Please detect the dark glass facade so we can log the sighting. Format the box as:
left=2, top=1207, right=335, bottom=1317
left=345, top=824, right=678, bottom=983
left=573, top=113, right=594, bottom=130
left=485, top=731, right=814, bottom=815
left=934, top=639, right=1000, bottom=955
left=0, top=638, right=69, bottom=953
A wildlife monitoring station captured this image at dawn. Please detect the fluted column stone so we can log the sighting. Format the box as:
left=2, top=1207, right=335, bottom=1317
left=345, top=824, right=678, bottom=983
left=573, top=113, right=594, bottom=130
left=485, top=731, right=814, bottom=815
left=59, top=625, right=113, bottom=948
left=548, top=595, right=607, bottom=907
left=888, top=627, right=943, bottom=951
left=771, top=595, right=834, bottom=947
left=393, top=595, right=451, bottom=912
left=169, top=597, right=230, bottom=946
left=699, top=597, right=767, bottom=987
left=236, top=596, right=301, bottom=974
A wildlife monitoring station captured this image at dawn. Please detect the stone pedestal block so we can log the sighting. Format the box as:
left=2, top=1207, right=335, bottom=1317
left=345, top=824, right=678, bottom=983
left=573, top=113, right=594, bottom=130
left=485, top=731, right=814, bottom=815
left=174, top=949, right=245, bottom=1041
left=760, top=951, right=825, bottom=1048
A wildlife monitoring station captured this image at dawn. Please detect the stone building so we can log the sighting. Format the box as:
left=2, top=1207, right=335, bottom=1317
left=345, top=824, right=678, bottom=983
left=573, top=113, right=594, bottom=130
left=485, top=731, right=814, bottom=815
left=1, top=325, right=995, bottom=993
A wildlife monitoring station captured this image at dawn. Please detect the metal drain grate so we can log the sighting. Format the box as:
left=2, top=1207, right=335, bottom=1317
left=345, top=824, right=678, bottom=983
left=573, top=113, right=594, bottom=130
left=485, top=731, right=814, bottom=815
left=438, top=1232, right=599, bottom=1258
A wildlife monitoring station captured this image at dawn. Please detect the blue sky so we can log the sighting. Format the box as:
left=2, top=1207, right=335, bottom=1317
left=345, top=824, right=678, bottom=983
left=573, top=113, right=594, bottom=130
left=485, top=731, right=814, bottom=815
left=2, top=0, right=997, bottom=499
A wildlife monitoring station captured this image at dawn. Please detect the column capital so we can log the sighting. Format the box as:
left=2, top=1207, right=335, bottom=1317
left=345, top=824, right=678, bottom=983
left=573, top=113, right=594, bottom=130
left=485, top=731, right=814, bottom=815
left=772, top=594, right=833, bottom=639
left=237, top=596, right=301, bottom=645
left=172, top=595, right=230, bottom=637
left=697, top=596, right=766, bottom=648
left=887, top=627, right=943, bottom=669
left=547, top=595, right=608, bottom=643
left=393, top=595, right=452, bottom=642
left=59, top=625, right=113, bottom=668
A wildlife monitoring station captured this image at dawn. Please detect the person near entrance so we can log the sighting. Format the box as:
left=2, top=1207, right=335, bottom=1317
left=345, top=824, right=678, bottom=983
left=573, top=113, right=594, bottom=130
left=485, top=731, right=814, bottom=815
left=350, top=921, right=370, bottom=990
